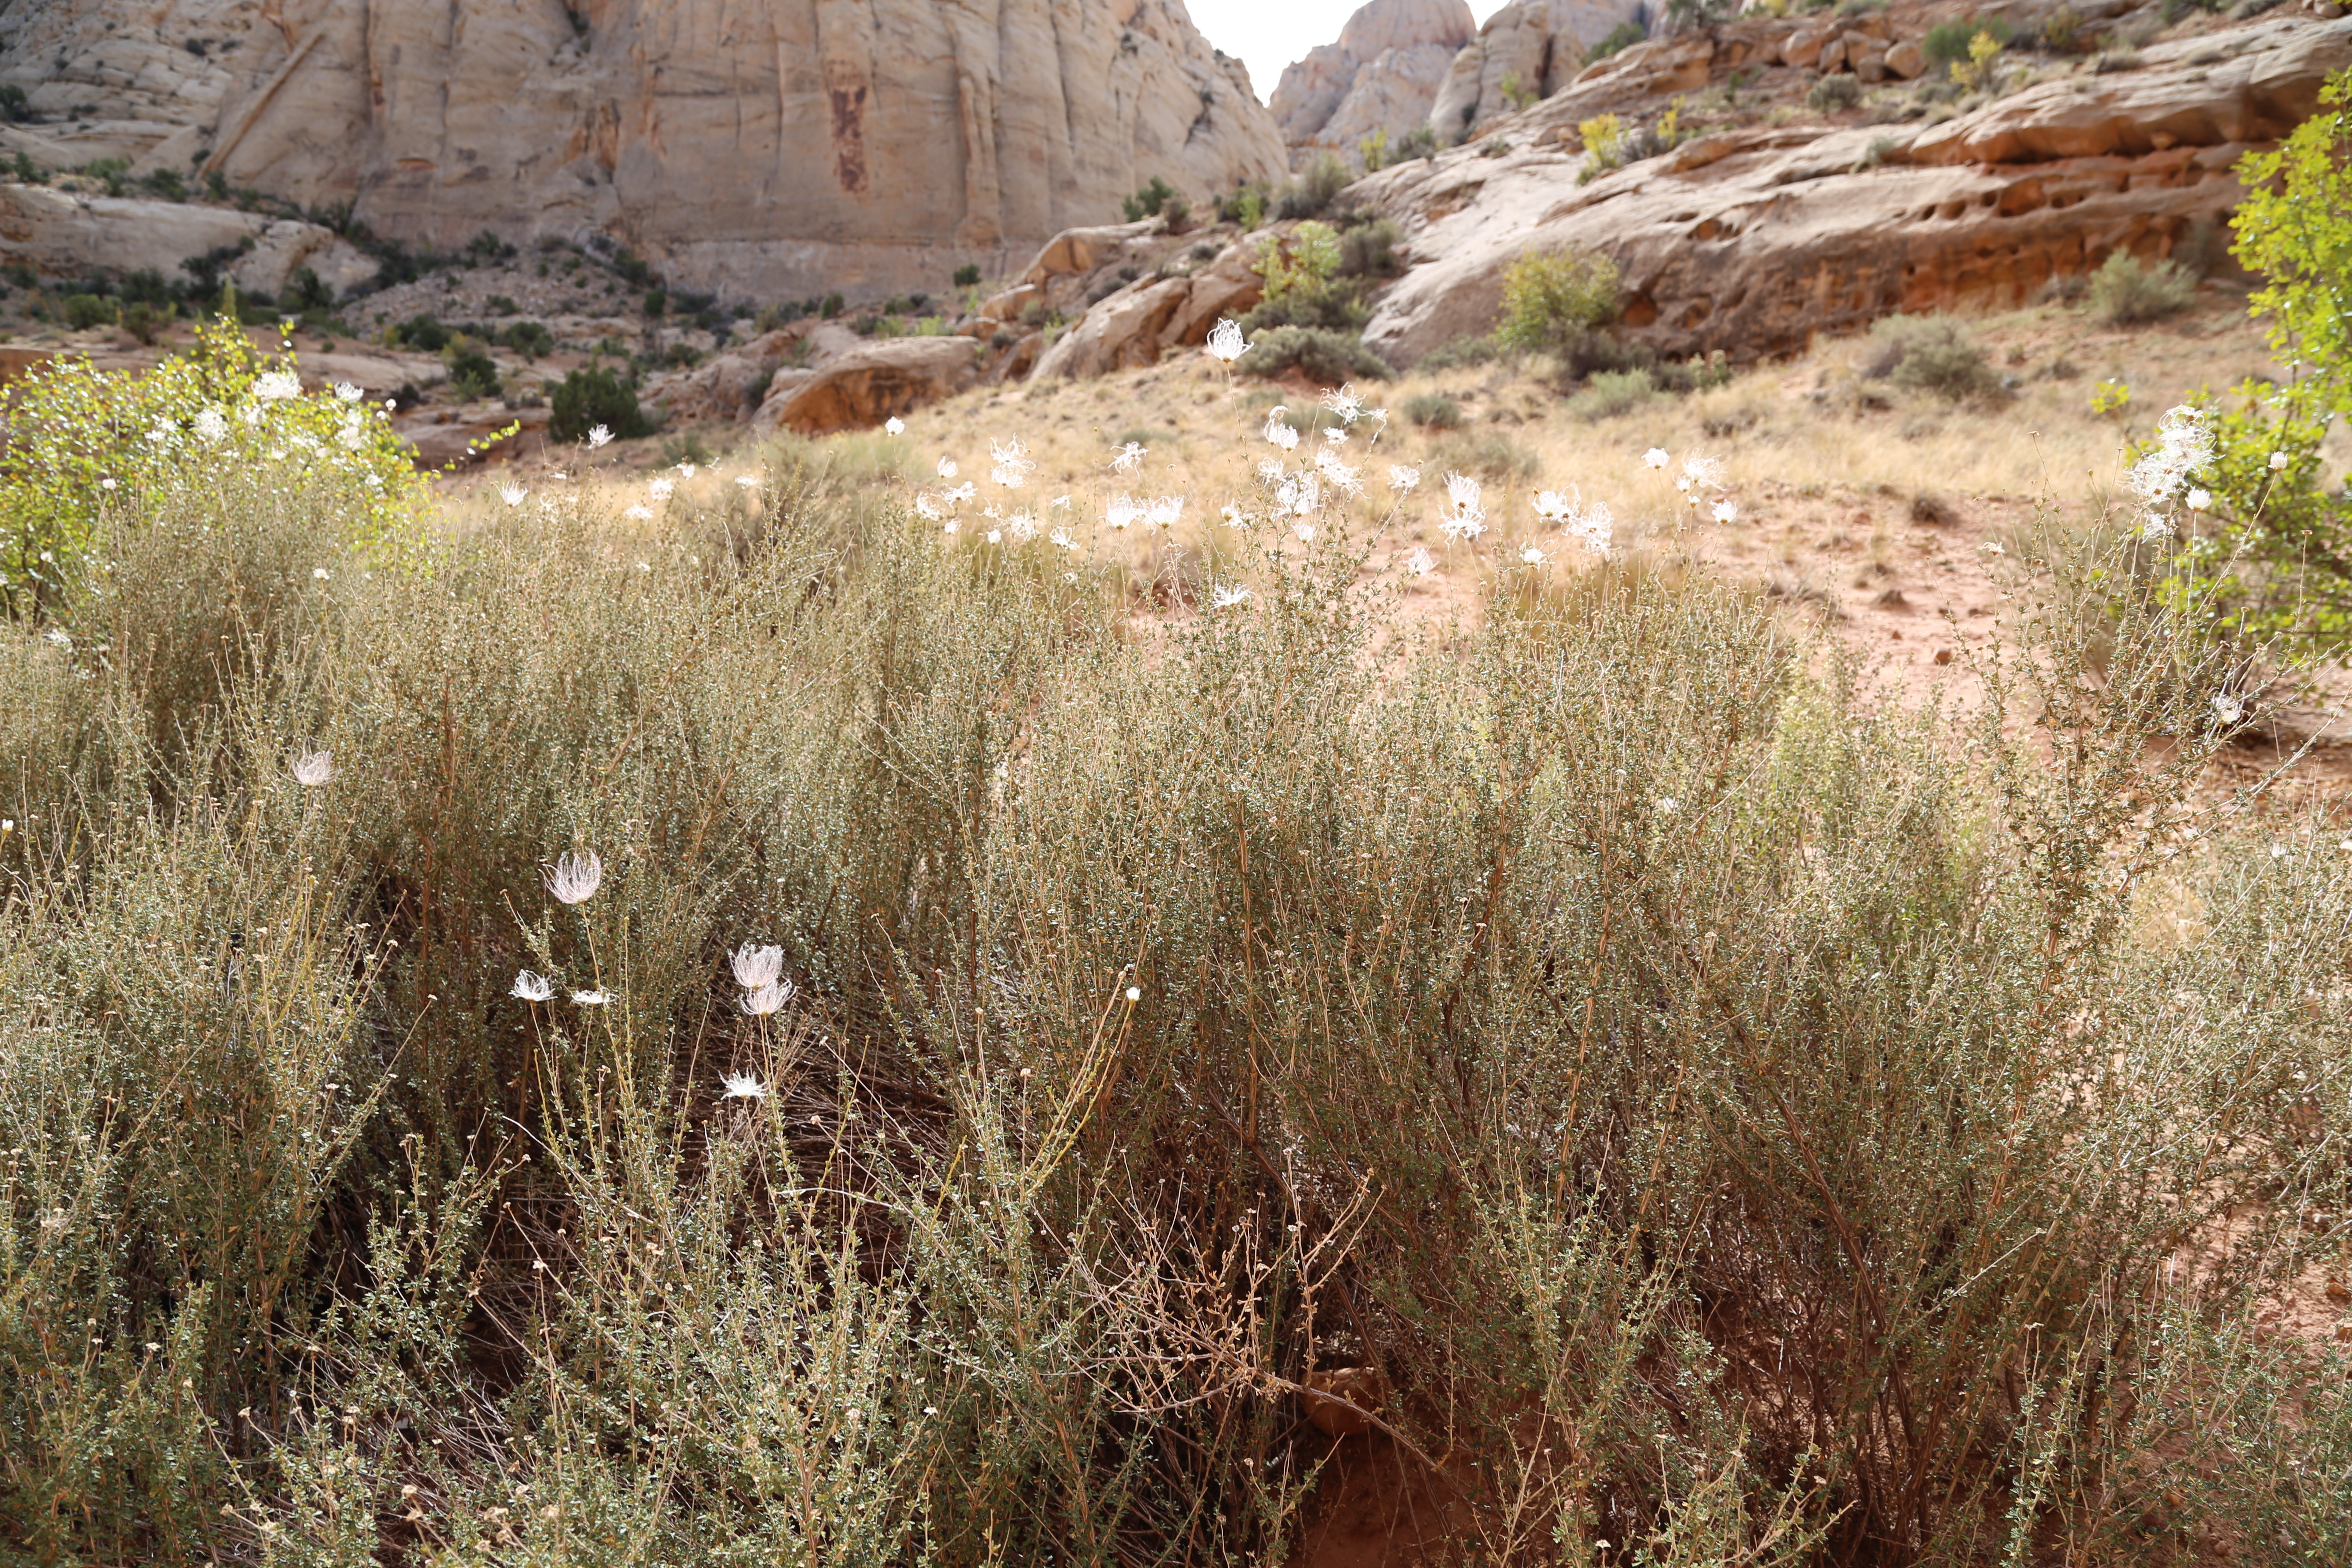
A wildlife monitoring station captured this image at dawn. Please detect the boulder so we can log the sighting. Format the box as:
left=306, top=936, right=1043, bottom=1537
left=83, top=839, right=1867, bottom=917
left=1428, top=0, right=1652, bottom=138
left=1780, top=26, right=1831, bottom=67
left=753, top=335, right=984, bottom=435
left=643, top=329, right=820, bottom=425
left=1886, top=40, right=1929, bottom=80
left=0, top=0, right=1290, bottom=301
left=1855, top=48, right=1890, bottom=84
left=1273, top=0, right=1475, bottom=152
left=392, top=403, right=551, bottom=469
left=1029, top=242, right=1265, bottom=380
left=0, top=185, right=375, bottom=297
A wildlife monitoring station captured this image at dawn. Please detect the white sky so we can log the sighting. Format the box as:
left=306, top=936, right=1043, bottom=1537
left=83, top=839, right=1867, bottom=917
left=1186, top=0, right=1514, bottom=106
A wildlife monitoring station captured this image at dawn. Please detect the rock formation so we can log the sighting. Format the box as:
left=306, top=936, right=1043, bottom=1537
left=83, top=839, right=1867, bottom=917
left=1271, top=0, right=1476, bottom=159
left=0, top=186, right=375, bottom=299
left=1354, top=14, right=2352, bottom=366
left=1427, top=0, right=1653, bottom=140
left=0, top=0, right=1288, bottom=300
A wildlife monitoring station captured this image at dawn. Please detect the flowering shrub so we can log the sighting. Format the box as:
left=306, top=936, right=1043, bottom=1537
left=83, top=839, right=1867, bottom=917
left=2149, top=68, right=2352, bottom=636
left=0, top=317, right=422, bottom=618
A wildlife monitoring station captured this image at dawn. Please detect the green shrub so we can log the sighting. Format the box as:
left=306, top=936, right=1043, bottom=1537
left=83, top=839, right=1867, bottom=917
left=1418, top=334, right=1505, bottom=372
left=119, top=300, right=173, bottom=345
left=1565, top=367, right=1660, bottom=419
left=549, top=363, right=653, bottom=442
left=62, top=293, right=113, bottom=330
left=498, top=319, right=556, bottom=359
left=1121, top=175, right=1177, bottom=222
left=952, top=263, right=983, bottom=288
left=1808, top=73, right=1865, bottom=110
left=1865, top=314, right=2004, bottom=399
left=1235, top=325, right=1393, bottom=384
left=1495, top=247, right=1620, bottom=355
left=393, top=312, right=450, bottom=352
left=1589, top=19, right=1648, bottom=60
left=1922, top=14, right=2012, bottom=64
left=1404, top=391, right=1463, bottom=428
left=1274, top=151, right=1353, bottom=220
left=444, top=340, right=501, bottom=401
left=2085, top=248, right=2198, bottom=324
left=0, top=315, right=423, bottom=616
left=1337, top=217, right=1403, bottom=278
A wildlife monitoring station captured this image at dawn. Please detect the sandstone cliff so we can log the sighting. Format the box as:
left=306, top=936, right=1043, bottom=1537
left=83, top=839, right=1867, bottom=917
left=1428, top=0, right=1653, bottom=139
left=0, top=0, right=1288, bottom=300
left=1360, top=13, right=2352, bottom=366
left=1271, top=0, right=1475, bottom=159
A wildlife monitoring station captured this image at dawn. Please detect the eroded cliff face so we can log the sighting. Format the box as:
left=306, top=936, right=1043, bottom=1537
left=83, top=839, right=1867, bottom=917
left=0, top=0, right=1287, bottom=297
left=1270, top=0, right=1474, bottom=158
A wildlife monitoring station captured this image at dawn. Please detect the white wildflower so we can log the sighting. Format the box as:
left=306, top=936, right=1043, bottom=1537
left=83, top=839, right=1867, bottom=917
left=193, top=407, right=228, bottom=444
left=1007, top=511, right=1040, bottom=541
left=1566, top=499, right=1613, bottom=555
left=914, top=493, right=943, bottom=521
left=586, top=424, right=614, bottom=448
left=937, top=456, right=959, bottom=480
left=1212, top=583, right=1253, bottom=609
left=2186, top=487, right=2211, bottom=512
left=1712, top=500, right=1739, bottom=524
left=499, top=481, right=528, bottom=507
left=720, top=1072, right=769, bottom=1099
left=1643, top=447, right=1670, bottom=469
left=1145, top=495, right=1185, bottom=530
left=741, top=980, right=794, bottom=1017
left=1293, top=521, right=1317, bottom=542
left=2212, top=693, right=2245, bottom=725
left=253, top=371, right=303, bottom=401
left=624, top=504, right=652, bottom=520
left=1519, top=543, right=1550, bottom=566
left=1111, top=441, right=1148, bottom=474
left=572, top=988, right=613, bottom=1006
left=1440, top=472, right=1485, bottom=539
left=1278, top=473, right=1322, bottom=516
left=1049, top=528, right=1075, bottom=550
left=2269, top=450, right=2290, bottom=472
left=2141, top=514, right=2174, bottom=542
left=511, top=971, right=554, bottom=1003
left=1681, top=453, right=1725, bottom=490
left=1105, top=494, right=1141, bottom=530
left=944, top=481, right=975, bottom=504
left=1204, top=318, right=1250, bottom=364
left=1389, top=464, right=1421, bottom=493
left=1258, top=458, right=1288, bottom=485
left=2128, top=405, right=2212, bottom=506
left=1322, top=385, right=1363, bottom=425
left=991, top=438, right=1035, bottom=488
left=291, top=750, right=334, bottom=787
left=1405, top=547, right=1436, bottom=576
left=334, top=382, right=363, bottom=404
left=1219, top=504, right=1253, bottom=529
left=885, top=417, right=906, bottom=435
left=986, top=528, right=1002, bottom=543
left=1322, top=426, right=1350, bottom=445
left=1532, top=491, right=1572, bottom=522
left=1263, top=410, right=1300, bottom=452
left=543, top=850, right=603, bottom=906
left=735, top=473, right=760, bottom=490
left=677, top=462, right=700, bottom=478
left=311, top=567, right=331, bottom=581
left=649, top=478, right=675, bottom=502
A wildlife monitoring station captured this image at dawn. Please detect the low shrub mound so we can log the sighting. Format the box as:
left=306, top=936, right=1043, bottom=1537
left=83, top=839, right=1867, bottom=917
left=1236, top=324, right=1393, bottom=384
left=2086, top=248, right=2199, bottom=325
left=1865, top=314, right=2006, bottom=400
left=550, top=362, right=655, bottom=442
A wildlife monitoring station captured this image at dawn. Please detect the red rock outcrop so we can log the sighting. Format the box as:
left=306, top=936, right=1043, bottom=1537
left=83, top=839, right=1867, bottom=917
left=1357, top=15, right=2352, bottom=366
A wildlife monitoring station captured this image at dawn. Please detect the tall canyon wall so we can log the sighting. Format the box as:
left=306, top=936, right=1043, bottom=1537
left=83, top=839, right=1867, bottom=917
left=0, top=0, right=1287, bottom=297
